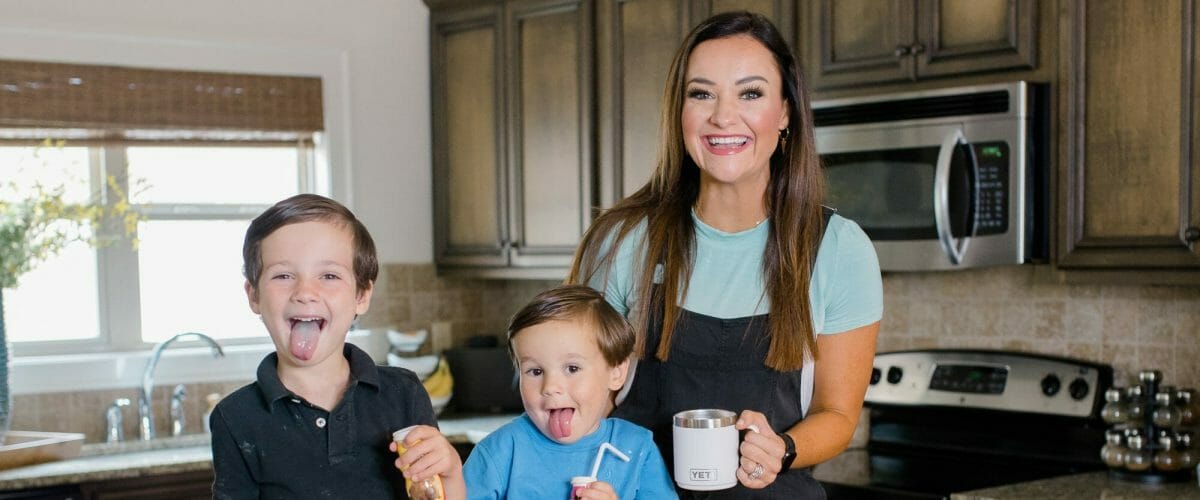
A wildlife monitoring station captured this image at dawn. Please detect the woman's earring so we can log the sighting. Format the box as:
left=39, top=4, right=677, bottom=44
left=779, top=127, right=790, bottom=150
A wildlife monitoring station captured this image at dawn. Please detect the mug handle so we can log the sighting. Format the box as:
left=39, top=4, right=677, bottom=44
left=737, top=424, right=761, bottom=442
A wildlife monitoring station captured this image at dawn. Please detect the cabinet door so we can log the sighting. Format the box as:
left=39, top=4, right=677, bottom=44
left=1057, top=0, right=1200, bottom=283
left=804, top=0, right=916, bottom=90
left=696, top=0, right=794, bottom=39
left=80, top=470, right=213, bottom=500
left=506, top=0, right=593, bottom=267
left=596, top=0, right=694, bottom=205
left=915, top=0, right=1036, bottom=78
left=432, top=5, right=508, bottom=267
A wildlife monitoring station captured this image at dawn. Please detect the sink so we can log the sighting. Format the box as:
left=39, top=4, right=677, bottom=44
left=0, top=431, right=85, bottom=470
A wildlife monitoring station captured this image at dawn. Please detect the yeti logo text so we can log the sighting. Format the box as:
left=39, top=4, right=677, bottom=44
left=689, top=469, right=717, bottom=482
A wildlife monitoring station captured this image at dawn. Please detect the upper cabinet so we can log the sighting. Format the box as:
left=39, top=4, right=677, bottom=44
left=595, top=0, right=793, bottom=205
left=430, top=0, right=593, bottom=278
left=801, top=0, right=1037, bottom=90
left=1055, top=0, right=1200, bottom=284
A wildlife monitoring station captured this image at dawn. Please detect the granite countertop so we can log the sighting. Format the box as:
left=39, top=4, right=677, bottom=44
left=0, top=435, right=213, bottom=491
left=815, top=449, right=1200, bottom=499
left=0, top=414, right=520, bottom=492
left=952, top=470, right=1200, bottom=500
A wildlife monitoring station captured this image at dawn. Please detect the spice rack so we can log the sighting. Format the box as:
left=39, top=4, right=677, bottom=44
left=1100, top=370, right=1198, bottom=484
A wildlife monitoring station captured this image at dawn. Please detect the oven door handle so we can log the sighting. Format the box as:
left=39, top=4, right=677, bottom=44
left=933, top=129, right=976, bottom=265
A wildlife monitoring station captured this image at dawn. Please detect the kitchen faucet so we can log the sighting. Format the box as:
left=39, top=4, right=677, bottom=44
left=139, top=332, right=224, bottom=440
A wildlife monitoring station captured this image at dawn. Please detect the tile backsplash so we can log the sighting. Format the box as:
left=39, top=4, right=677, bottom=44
left=13, top=263, right=1199, bottom=443
left=878, top=266, right=1200, bottom=389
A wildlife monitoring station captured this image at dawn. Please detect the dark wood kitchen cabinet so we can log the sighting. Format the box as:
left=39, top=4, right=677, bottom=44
left=595, top=0, right=793, bottom=204
left=429, top=0, right=594, bottom=278
left=799, top=0, right=1037, bottom=90
left=79, top=470, right=213, bottom=499
left=1054, top=0, right=1200, bottom=284
left=428, top=0, right=795, bottom=278
left=0, top=470, right=212, bottom=500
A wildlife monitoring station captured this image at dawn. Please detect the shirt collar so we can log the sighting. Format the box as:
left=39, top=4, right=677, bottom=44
left=255, top=343, right=381, bottom=411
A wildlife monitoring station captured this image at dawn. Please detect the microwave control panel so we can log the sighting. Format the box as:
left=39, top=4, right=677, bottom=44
left=972, top=141, right=1008, bottom=236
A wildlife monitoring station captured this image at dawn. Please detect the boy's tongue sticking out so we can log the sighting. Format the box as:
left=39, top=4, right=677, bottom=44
left=549, top=408, right=575, bottom=439
left=289, top=318, right=324, bottom=360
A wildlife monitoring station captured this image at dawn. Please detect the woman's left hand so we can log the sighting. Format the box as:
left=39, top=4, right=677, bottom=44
left=735, top=410, right=786, bottom=489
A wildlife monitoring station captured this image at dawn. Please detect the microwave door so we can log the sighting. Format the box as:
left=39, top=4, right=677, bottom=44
left=933, top=129, right=979, bottom=265
left=818, top=123, right=979, bottom=270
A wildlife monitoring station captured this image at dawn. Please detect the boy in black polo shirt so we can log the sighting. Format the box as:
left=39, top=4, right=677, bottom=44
left=210, top=194, right=465, bottom=499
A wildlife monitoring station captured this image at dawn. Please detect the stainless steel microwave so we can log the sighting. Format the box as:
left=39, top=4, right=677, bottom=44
left=813, top=81, right=1048, bottom=271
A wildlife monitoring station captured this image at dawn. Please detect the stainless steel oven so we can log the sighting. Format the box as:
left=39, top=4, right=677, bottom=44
left=816, top=349, right=1113, bottom=499
left=812, top=82, right=1049, bottom=271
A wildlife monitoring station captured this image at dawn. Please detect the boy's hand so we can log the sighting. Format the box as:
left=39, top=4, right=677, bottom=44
left=388, top=425, right=463, bottom=484
left=573, top=480, right=618, bottom=500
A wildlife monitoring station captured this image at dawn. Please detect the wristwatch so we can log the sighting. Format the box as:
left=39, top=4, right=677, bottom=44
left=778, top=431, right=797, bottom=472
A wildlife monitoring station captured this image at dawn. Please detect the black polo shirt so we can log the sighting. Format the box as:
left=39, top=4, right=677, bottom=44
left=211, top=343, right=435, bottom=499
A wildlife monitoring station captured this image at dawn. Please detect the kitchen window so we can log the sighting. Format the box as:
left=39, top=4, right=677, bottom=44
left=2, top=142, right=322, bottom=355
left=1, top=59, right=327, bottom=365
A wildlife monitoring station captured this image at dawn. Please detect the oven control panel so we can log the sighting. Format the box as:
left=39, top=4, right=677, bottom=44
left=865, top=350, right=1112, bottom=418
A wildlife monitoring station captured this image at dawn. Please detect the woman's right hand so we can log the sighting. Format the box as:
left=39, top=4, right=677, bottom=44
left=735, top=410, right=785, bottom=489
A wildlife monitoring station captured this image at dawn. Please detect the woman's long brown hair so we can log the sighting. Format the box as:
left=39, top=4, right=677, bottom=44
left=568, top=11, right=825, bottom=371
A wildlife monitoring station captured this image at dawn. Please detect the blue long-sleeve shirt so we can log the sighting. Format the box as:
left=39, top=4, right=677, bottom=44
left=464, top=414, right=677, bottom=499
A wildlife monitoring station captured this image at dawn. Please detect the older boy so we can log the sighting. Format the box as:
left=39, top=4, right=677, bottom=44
left=463, top=285, right=676, bottom=499
left=210, top=194, right=464, bottom=499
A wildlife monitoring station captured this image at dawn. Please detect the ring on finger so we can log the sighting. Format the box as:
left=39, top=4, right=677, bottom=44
left=749, top=463, right=764, bottom=480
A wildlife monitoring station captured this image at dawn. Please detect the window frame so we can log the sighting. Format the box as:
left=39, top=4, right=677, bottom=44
left=9, top=141, right=321, bottom=357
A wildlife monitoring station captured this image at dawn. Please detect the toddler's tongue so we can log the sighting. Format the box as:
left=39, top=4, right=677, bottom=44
left=549, top=408, right=575, bottom=439
left=290, top=320, right=322, bottom=361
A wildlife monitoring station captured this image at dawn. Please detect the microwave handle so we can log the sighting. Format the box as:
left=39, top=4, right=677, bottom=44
left=933, top=129, right=976, bottom=265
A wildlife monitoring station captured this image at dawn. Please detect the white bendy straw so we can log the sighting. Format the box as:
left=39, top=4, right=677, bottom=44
left=589, top=442, right=631, bottom=479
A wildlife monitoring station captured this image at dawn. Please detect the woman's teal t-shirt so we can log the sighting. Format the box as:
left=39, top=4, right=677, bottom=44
left=592, top=211, right=884, bottom=334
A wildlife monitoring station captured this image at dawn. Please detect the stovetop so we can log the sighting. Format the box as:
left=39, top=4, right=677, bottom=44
left=819, top=349, right=1114, bottom=499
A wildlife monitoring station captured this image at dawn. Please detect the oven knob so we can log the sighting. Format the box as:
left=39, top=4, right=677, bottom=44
left=870, top=367, right=882, bottom=385
left=887, top=366, right=904, bottom=384
left=1069, top=378, right=1090, bottom=400
left=1040, top=374, right=1061, bottom=396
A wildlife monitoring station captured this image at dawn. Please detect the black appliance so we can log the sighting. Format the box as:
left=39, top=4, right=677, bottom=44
left=818, top=349, right=1114, bottom=499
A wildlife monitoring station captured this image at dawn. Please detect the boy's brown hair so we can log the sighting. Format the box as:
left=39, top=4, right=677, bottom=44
left=242, top=194, right=378, bottom=296
left=507, top=285, right=634, bottom=369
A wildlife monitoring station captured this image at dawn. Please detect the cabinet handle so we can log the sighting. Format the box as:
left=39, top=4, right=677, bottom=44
left=894, top=45, right=911, bottom=57
left=910, top=43, right=926, bottom=55
left=1185, top=226, right=1200, bottom=242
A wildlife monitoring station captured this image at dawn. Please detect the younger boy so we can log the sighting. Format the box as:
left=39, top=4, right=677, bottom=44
left=210, top=194, right=465, bottom=499
left=463, top=285, right=676, bottom=499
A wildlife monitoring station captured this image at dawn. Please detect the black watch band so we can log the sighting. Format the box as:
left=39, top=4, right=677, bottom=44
left=778, top=431, right=797, bottom=472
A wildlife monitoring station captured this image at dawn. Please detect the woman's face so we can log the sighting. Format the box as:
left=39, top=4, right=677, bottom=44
left=681, top=35, right=789, bottom=189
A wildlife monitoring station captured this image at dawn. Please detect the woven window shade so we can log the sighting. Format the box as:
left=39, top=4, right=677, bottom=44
left=0, top=59, right=323, bottom=134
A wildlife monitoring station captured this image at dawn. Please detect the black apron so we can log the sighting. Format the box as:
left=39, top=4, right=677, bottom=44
left=612, top=209, right=833, bottom=499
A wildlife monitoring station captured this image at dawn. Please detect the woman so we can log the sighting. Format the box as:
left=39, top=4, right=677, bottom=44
left=567, top=11, right=882, bottom=498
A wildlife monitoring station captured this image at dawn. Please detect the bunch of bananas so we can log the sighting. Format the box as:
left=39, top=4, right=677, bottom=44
left=422, top=357, right=454, bottom=401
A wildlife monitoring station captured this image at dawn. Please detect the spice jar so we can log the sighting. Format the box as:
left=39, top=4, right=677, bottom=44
left=1101, top=388, right=1128, bottom=425
left=1125, top=385, right=1146, bottom=423
left=1153, top=435, right=1182, bottom=472
left=1178, top=431, right=1197, bottom=470
left=1101, top=430, right=1128, bottom=468
left=1152, top=391, right=1181, bottom=428
left=1124, top=434, right=1152, bottom=472
left=1176, top=389, right=1196, bottom=427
